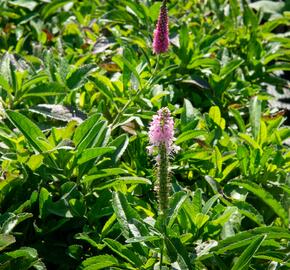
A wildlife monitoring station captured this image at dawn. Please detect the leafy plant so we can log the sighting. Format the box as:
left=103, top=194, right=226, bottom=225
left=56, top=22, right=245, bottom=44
left=0, top=0, right=289, bottom=269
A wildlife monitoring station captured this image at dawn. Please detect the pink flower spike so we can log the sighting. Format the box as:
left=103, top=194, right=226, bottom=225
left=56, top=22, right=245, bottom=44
left=147, top=107, right=179, bottom=214
left=152, top=3, right=169, bottom=54
left=148, top=107, right=178, bottom=155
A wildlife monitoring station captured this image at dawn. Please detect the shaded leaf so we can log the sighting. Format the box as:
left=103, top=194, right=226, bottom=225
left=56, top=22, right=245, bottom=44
left=230, top=181, right=288, bottom=225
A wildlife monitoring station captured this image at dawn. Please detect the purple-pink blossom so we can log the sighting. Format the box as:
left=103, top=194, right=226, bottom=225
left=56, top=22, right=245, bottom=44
left=147, top=107, right=179, bottom=155
left=152, top=3, right=169, bottom=54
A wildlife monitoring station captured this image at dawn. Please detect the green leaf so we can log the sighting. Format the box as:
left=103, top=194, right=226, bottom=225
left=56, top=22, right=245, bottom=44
left=74, top=117, right=108, bottom=153
left=230, top=181, right=289, bottom=225
left=164, top=236, right=177, bottom=262
left=39, top=187, right=51, bottom=219
left=41, top=0, right=75, bottom=19
left=221, top=160, right=239, bottom=181
left=194, top=213, right=210, bottom=229
left=238, top=133, right=261, bottom=150
left=29, top=104, right=84, bottom=122
left=103, top=238, right=143, bottom=267
left=0, top=74, right=12, bottom=93
left=229, top=108, right=246, bottom=132
left=69, top=199, right=86, bottom=217
left=66, top=64, right=96, bottom=90
left=231, top=235, right=266, bottom=270
left=109, top=134, right=129, bottom=163
left=249, top=0, right=285, bottom=14
left=211, top=207, right=237, bottom=226
left=165, top=237, right=193, bottom=270
left=22, top=73, right=48, bottom=91
left=176, top=130, right=207, bottom=144
left=89, top=74, right=114, bottom=101
left=93, top=176, right=151, bottom=190
left=249, top=96, right=261, bottom=141
left=150, top=91, right=170, bottom=105
left=199, top=227, right=290, bottom=260
left=183, top=193, right=209, bottom=229
left=213, top=146, right=222, bottom=174
left=6, top=110, right=50, bottom=152
left=1, top=213, right=33, bottom=234
left=112, top=191, right=141, bottom=239
left=209, top=106, right=221, bottom=126
left=73, top=113, right=100, bottom=145
left=180, top=150, right=212, bottom=161
left=67, top=244, right=83, bottom=260
left=192, top=188, right=202, bottom=214
left=261, top=17, right=288, bottom=32
left=277, top=127, right=290, bottom=143
left=47, top=199, right=73, bottom=218
left=232, top=201, right=265, bottom=226
left=254, top=252, right=290, bottom=267
left=181, top=98, right=197, bottom=125
left=202, top=194, right=220, bottom=215
left=82, top=168, right=127, bottom=185
left=27, top=154, right=44, bottom=171
left=188, top=58, right=220, bottom=70
left=0, top=234, right=16, bottom=252
left=0, top=247, right=41, bottom=270
left=113, top=55, right=141, bottom=88
left=125, top=235, right=160, bottom=244
left=168, top=192, right=188, bottom=228
left=21, top=82, right=66, bottom=99
left=80, top=255, right=118, bottom=270
left=77, top=147, right=115, bottom=165
left=8, top=0, right=38, bottom=11
left=75, top=233, right=104, bottom=250
left=0, top=53, right=15, bottom=91
left=179, top=24, right=189, bottom=60
left=237, top=145, right=249, bottom=175
left=220, top=59, right=244, bottom=78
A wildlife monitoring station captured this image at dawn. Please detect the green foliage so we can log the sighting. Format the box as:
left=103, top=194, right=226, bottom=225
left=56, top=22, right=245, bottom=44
left=0, top=0, right=290, bottom=269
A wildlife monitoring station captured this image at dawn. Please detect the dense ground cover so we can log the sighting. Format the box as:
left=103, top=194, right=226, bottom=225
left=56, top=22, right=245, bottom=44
left=0, top=0, right=290, bottom=269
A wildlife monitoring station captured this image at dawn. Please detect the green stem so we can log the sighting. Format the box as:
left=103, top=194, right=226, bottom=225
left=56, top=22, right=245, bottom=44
left=160, top=237, right=164, bottom=270
left=110, top=55, right=160, bottom=129
left=158, top=143, right=169, bottom=269
left=158, top=143, right=169, bottom=214
left=110, top=88, right=141, bottom=128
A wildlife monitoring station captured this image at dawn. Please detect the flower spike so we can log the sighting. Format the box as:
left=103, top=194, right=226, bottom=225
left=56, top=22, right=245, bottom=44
left=147, top=107, right=179, bottom=214
left=152, top=1, right=169, bottom=54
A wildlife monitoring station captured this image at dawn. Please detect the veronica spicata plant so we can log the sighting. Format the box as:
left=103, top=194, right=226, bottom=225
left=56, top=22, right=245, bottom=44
left=152, top=0, right=169, bottom=54
left=147, top=107, right=179, bottom=214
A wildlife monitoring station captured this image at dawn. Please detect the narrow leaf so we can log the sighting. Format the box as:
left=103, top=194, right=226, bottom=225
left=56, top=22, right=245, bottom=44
left=230, top=180, right=288, bottom=225
left=231, top=235, right=266, bottom=270
left=77, top=147, right=115, bottom=165
left=220, top=59, right=244, bottom=77
left=94, top=177, right=151, bottom=190
left=176, top=130, right=207, bottom=144
left=249, top=96, right=261, bottom=140
left=6, top=110, right=50, bottom=152
left=103, top=238, right=143, bottom=267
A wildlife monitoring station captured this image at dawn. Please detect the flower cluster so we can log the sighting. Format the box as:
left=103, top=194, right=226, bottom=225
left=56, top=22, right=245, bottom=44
left=147, top=107, right=179, bottom=157
left=152, top=2, right=169, bottom=54
left=147, top=107, right=179, bottom=214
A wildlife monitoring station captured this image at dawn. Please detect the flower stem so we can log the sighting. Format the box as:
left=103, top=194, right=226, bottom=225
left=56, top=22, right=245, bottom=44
left=160, top=238, right=164, bottom=270
left=158, top=143, right=169, bottom=214
left=111, top=56, right=160, bottom=129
